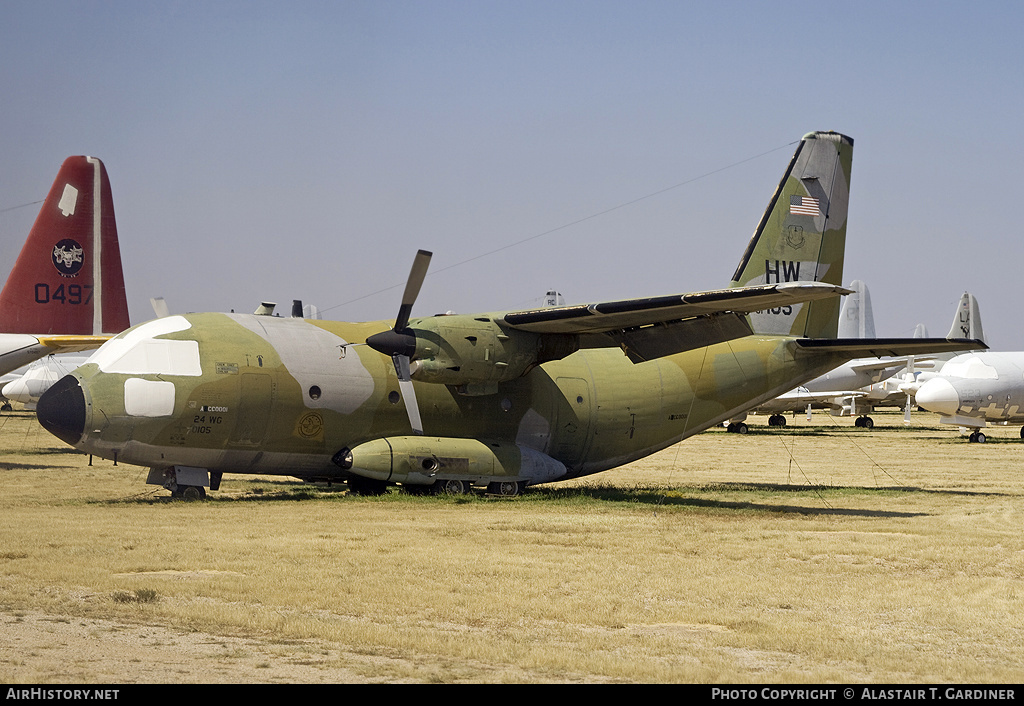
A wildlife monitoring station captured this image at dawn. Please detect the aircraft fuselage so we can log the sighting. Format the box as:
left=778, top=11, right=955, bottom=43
left=40, top=312, right=848, bottom=486
left=916, top=352, right=1024, bottom=427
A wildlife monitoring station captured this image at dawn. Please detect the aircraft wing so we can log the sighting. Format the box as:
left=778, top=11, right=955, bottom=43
left=36, top=335, right=111, bottom=352
left=0, top=334, right=109, bottom=378
left=503, top=282, right=849, bottom=334
left=846, top=358, right=913, bottom=374
left=846, top=355, right=946, bottom=373
left=775, top=388, right=866, bottom=402
left=752, top=386, right=867, bottom=415
left=501, top=282, right=849, bottom=364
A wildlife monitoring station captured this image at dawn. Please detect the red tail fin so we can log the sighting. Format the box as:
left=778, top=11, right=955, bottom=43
left=0, top=157, right=129, bottom=335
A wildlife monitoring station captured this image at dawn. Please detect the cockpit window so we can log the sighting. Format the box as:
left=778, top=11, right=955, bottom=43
left=88, top=316, right=202, bottom=376
left=124, top=378, right=176, bottom=417
left=941, top=355, right=998, bottom=380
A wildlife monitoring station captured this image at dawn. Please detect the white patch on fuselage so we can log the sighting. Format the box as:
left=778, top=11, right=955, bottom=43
left=124, top=378, right=175, bottom=417
left=226, top=314, right=374, bottom=413
left=87, top=316, right=201, bottom=376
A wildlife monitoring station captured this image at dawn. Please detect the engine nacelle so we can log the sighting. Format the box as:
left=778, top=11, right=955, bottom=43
left=408, top=315, right=575, bottom=392
left=336, top=436, right=567, bottom=487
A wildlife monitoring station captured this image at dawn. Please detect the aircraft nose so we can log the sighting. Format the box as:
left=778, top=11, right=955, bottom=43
left=2, top=377, right=33, bottom=405
left=915, top=377, right=960, bottom=416
left=36, top=374, right=86, bottom=446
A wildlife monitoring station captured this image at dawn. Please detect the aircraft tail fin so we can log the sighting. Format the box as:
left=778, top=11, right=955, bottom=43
left=837, top=280, right=875, bottom=339
left=0, top=157, right=129, bottom=336
left=730, top=131, right=854, bottom=339
left=946, top=292, right=985, bottom=344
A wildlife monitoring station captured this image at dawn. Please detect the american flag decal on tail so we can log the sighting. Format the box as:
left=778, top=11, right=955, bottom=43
left=790, top=195, right=820, bottom=216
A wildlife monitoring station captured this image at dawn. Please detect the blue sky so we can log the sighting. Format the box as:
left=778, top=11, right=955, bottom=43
left=2, top=1, right=1022, bottom=347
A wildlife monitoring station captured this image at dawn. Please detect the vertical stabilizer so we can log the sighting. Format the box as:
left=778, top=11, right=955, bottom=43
left=837, top=280, right=875, bottom=339
left=0, top=157, right=129, bottom=336
left=946, top=292, right=985, bottom=343
left=730, top=131, right=853, bottom=338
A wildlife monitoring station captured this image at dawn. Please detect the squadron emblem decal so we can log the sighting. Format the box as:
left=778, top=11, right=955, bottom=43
left=297, top=411, right=324, bottom=439
left=52, top=239, right=84, bottom=277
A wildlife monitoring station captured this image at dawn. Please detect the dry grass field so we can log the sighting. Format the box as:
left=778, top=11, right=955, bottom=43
left=1, top=407, right=1022, bottom=683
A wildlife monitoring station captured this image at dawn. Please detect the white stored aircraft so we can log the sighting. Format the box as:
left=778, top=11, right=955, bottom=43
left=1, top=354, right=91, bottom=409
left=912, top=304, right=1024, bottom=442
left=857, top=292, right=985, bottom=426
left=0, top=157, right=130, bottom=378
left=731, top=288, right=984, bottom=431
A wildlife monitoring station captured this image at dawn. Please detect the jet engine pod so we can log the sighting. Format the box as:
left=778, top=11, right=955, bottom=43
left=342, top=436, right=567, bottom=488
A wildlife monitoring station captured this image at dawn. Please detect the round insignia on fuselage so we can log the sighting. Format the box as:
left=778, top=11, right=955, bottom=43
left=298, top=411, right=324, bottom=439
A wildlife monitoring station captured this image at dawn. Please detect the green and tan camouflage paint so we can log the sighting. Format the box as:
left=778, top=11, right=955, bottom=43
left=731, top=131, right=853, bottom=339
left=48, top=131, right=970, bottom=491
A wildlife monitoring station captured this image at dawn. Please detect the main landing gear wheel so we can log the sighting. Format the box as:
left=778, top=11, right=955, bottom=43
left=432, top=479, right=469, bottom=495
left=726, top=422, right=749, bottom=434
left=767, top=414, right=787, bottom=427
left=487, top=480, right=522, bottom=497
left=854, top=416, right=874, bottom=429
left=175, top=485, right=206, bottom=501
left=968, top=431, right=987, bottom=443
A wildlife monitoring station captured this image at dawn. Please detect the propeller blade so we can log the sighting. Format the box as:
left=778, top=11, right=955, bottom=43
left=395, top=249, right=432, bottom=332
left=367, top=249, right=432, bottom=434
left=366, top=248, right=432, bottom=358
left=393, top=354, right=424, bottom=435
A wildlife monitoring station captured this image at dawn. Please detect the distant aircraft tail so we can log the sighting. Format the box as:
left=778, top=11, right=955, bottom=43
left=837, top=280, right=875, bottom=339
left=796, top=289, right=987, bottom=364
left=946, top=292, right=985, bottom=344
left=0, top=156, right=129, bottom=336
left=893, top=293, right=985, bottom=379
left=730, top=131, right=854, bottom=338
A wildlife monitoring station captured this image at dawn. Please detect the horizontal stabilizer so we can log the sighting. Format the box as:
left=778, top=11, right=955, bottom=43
left=796, top=338, right=986, bottom=358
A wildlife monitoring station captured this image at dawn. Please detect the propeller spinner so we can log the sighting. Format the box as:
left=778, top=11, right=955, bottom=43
left=366, top=249, right=432, bottom=435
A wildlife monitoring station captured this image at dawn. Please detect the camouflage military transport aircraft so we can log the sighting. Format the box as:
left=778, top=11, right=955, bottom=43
left=0, top=156, right=130, bottom=377
left=36, top=132, right=984, bottom=499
